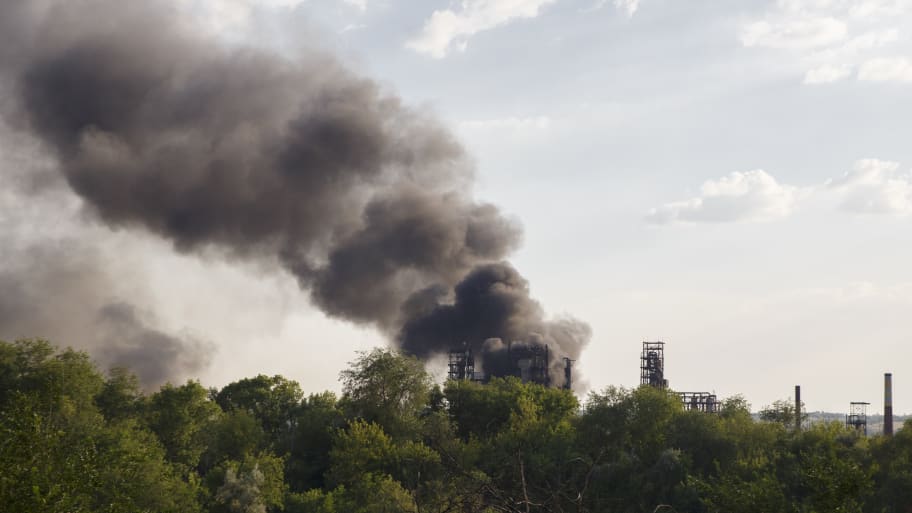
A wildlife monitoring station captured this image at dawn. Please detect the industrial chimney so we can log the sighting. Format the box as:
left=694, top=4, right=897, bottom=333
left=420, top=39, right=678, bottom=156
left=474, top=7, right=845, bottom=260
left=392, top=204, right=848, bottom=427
left=795, top=385, right=801, bottom=432
left=884, top=373, right=894, bottom=436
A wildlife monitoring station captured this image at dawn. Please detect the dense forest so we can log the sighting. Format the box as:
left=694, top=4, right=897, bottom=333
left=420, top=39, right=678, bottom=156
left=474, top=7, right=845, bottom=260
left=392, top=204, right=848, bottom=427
left=2, top=339, right=911, bottom=513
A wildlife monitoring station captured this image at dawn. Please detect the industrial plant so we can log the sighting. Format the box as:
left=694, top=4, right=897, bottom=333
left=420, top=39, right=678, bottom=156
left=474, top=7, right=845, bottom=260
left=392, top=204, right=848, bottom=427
left=639, top=340, right=720, bottom=413
left=447, top=342, right=575, bottom=390
left=448, top=338, right=898, bottom=432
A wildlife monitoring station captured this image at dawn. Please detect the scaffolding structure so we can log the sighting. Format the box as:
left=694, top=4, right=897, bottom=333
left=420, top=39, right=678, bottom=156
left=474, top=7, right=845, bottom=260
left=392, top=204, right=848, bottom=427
left=679, top=392, right=719, bottom=413
left=641, top=341, right=668, bottom=388
left=846, top=401, right=870, bottom=435
left=563, top=358, right=574, bottom=390
left=509, top=342, right=551, bottom=387
left=447, top=345, right=475, bottom=381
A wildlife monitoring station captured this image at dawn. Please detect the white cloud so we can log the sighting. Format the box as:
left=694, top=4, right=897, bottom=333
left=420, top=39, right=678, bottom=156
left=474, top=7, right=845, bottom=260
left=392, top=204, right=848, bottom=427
left=649, top=159, right=912, bottom=225
left=406, top=0, right=556, bottom=59
left=857, top=56, right=912, bottom=81
left=613, top=0, right=640, bottom=18
left=841, top=27, right=899, bottom=51
left=740, top=0, right=911, bottom=84
left=741, top=16, right=848, bottom=50
left=804, top=63, right=853, bottom=82
left=646, top=170, right=801, bottom=224
left=828, top=159, right=912, bottom=215
left=848, top=0, right=906, bottom=19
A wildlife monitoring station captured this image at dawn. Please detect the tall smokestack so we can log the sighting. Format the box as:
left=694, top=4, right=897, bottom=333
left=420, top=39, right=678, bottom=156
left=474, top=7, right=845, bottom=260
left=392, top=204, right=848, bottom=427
left=884, top=373, right=893, bottom=436
left=795, top=385, right=801, bottom=432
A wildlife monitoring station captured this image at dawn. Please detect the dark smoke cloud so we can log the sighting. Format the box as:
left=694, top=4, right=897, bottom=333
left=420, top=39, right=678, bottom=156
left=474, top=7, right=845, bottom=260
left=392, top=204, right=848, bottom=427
left=0, top=0, right=589, bottom=385
left=400, top=263, right=590, bottom=388
left=0, top=241, right=212, bottom=390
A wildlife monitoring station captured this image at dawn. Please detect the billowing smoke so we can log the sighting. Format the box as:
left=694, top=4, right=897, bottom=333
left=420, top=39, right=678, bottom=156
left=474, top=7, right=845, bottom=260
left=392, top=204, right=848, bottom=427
left=400, top=263, right=590, bottom=385
left=0, top=116, right=212, bottom=389
left=0, top=0, right=589, bottom=386
left=0, top=241, right=212, bottom=389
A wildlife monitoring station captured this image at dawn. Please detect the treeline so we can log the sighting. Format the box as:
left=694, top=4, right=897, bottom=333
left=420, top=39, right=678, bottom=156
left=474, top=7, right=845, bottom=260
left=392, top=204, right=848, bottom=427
left=2, top=339, right=911, bottom=513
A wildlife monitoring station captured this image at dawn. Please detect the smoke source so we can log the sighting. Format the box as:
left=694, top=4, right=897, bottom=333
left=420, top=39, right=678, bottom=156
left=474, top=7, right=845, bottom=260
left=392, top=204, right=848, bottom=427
left=0, top=0, right=589, bottom=387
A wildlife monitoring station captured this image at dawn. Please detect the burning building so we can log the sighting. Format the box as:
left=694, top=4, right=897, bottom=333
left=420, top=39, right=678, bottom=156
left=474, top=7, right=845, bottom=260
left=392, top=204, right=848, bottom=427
left=447, top=339, right=573, bottom=389
left=506, top=342, right=551, bottom=386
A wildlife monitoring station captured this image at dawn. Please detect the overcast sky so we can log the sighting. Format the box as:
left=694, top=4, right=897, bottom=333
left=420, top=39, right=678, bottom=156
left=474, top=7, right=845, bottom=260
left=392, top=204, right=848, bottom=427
left=2, top=0, right=911, bottom=413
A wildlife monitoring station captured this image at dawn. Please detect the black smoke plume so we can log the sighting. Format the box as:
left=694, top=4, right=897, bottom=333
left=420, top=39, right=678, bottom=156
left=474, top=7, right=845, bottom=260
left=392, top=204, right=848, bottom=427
left=0, top=0, right=589, bottom=386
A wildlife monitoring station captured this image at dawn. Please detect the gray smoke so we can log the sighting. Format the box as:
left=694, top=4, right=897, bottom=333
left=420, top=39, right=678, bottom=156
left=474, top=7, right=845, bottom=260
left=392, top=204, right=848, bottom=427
left=0, top=241, right=212, bottom=389
left=96, top=302, right=212, bottom=388
left=0, top=111, right=212, bottom=389
left=0, top=0, right=589, bottom=385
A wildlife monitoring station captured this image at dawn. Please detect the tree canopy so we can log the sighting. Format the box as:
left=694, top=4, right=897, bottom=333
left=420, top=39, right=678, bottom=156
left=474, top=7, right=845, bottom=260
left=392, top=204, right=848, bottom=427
left=2, top=338, right=910, bottom=513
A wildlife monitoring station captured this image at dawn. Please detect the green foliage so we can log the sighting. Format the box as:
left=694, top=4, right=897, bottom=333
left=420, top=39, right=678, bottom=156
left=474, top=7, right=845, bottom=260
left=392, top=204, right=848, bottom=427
left=286, top=392, right=344, bottom=492
left=1, top=339, right=904, bottom=513
left=96, top=367, right=145, bottom=422
left=288, top=474, right=417, bottom=513
left=207, top=453, right=286, bottom=513
left=339, top=348, right=432, bottom=440
left=0, top=339, right=200, bottom=513
left=869, top=418, right=912, bottom=512
left=445, top=376, right=578, bottom=440
left=216, top=466, right=268, bottom=513
left=327, top=420, right=396, bottom=486
left=214, top=374, right=303, bottom=450
left=201, top=409, right=267, bottom=472
left=760, top=398, right=808, bottom=427
left=146, top=380, right=223, bottom=471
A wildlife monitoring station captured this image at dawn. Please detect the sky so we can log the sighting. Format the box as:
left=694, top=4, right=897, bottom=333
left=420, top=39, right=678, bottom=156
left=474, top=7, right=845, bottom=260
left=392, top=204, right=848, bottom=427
left=1, top=0, right=911, bottom=414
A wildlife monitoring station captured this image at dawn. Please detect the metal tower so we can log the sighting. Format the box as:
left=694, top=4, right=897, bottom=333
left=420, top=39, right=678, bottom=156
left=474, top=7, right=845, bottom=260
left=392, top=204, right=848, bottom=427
left=641, top=341, right=668, bottom=388
left=846, top=401, right=869, bottom=435
left=447, top=344, right=475, bottom=381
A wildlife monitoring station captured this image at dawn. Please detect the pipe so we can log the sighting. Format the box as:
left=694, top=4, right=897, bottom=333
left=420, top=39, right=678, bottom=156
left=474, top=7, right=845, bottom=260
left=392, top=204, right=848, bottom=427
left=884, top=373, right=894, bottom=436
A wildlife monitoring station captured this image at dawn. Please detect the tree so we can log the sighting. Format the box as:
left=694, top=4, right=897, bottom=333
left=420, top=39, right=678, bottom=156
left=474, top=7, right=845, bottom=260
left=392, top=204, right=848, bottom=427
left=719, top=394, right=752, bottom=420
left=327, top=420, right=396, bottom=487
left=288, top=474, right=418, bottom=513
left=869, top=419, right=912, bottom=512
left=208, top=453, right=286, bottom=513
left=96, top=366, right=144, bottom=422
left=201, top=409, right=267, bottom=472
left=339, top=348, right=432, bottom=440
left=214, top=374, right=303, bottom=452
left=0, top=339, right=200, bottom=513
left=759, top=398, right=806, bottom=428
left=576, top=386, right=695, bottom=512
left=146, top=380, right=222, bottom=470
left=216, top=466, right=268, bottom=513
left=286, top=391, right=344, bottom=491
